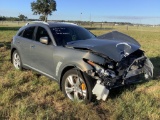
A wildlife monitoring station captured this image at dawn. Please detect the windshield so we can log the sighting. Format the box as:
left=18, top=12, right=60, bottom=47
left=50, top=26, right=95, bottom=46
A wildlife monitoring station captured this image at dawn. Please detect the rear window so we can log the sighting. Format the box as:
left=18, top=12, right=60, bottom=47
left=22, top=26, right=35, bottom=39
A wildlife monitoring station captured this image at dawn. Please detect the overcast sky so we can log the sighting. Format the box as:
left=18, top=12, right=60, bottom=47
left=1, top=0, right=160, bottom=24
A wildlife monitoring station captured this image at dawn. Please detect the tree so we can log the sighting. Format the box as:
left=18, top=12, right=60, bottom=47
left=0, top=16, right=6, bottom=21
left=18, top=14, right=27, bottom=21
left=39, top=15, right=45, bottom=21
left=31, top=0, right=57, bottom=22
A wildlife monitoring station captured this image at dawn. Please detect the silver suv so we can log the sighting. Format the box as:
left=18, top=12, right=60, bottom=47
left=11, top=22, right=153, bottom=103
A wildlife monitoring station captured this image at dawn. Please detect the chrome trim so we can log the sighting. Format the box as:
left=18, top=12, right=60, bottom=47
left=25, top=21, right=49, bottom=26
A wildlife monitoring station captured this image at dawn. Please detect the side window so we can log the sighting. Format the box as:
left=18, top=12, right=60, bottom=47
left=18, top=30, right=24, bottom=37
left=22, top=27, right=35, bottom=40
left=36, top=27, right=51, bottom=44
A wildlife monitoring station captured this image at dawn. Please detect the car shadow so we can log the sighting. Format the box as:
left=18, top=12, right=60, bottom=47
left=150, top=56, right=160, bottom=79
left=0, top=41, right=11, bottom=62
left=108, top=84, right=139, bottom=99
left=0, top=41, right=11, bottom=49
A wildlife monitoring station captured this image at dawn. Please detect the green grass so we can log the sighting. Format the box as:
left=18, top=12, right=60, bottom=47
left=0, top=23, right=160, bottom=120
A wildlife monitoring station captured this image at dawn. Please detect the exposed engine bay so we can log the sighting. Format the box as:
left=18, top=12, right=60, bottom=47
left=86, top=49, right=153, bottom=87
left=86, top=49, right=153, bottom=101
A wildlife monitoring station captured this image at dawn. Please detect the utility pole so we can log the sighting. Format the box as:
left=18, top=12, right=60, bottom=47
left=90, top=14, right=91, bottom=22
left=80, top=13, right=82, bottom=25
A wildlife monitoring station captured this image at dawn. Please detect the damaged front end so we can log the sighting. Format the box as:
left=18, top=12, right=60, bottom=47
left=66, top=31, right=154, bottom=101
left=85, top=50, right=154, bottom=101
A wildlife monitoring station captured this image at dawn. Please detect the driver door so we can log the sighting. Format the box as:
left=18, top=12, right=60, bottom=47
left=30, top=26, right=55, bottom=78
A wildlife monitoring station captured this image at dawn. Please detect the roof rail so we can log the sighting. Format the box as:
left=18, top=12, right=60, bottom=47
left=25, top=21, right=49, bottom=26
left=62, top=22, right=77, bottom=26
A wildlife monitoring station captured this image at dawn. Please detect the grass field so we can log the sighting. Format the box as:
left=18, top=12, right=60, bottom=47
left=0, top=22, right=160, bottom=120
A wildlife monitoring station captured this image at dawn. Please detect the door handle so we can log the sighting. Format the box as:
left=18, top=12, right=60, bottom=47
left=30, top=45, right=35, bottom=48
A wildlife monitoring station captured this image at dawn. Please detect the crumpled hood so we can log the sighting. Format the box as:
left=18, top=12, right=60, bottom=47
left=97, top=31, right=141, bottom=46
left=66, top=39, right=140, bottom=61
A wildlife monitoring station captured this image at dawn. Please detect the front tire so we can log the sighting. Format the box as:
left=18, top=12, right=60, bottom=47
left=12, top=50, right=22, bottom=70
left=62, top=69, right=93, bottom=103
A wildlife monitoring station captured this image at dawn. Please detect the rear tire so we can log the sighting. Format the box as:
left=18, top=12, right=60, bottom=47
left=62, top=69, right=93, bottom=103
left=12, top=50, right=22, bottom=70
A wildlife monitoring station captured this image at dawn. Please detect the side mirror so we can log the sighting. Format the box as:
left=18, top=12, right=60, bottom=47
left=40, top=37, right=48, bottom=45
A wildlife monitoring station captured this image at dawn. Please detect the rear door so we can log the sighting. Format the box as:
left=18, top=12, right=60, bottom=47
left=17, top=26, right=36, bottom=66
left=30, top=26, right=56, bottom=78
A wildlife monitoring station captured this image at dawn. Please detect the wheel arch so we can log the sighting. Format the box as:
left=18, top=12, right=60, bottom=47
left=59, top=62, right=95, bottom=91
left=59, top=66, right=76, bottom=90
left=11, top=48, right=17, bottom=63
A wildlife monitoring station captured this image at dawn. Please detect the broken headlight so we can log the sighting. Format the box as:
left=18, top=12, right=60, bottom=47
left=87, top=60, right=116, bottom=79
left=87, top=60, right=104, bottom=71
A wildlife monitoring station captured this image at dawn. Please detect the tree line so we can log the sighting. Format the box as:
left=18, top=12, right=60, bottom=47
left=0, top=16, right=19, bottom=21
left=0, top=14, right=28, bottom=21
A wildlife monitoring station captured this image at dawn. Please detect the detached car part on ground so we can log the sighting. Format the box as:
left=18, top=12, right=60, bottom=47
left=11, top=22, right=154, bottom=103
